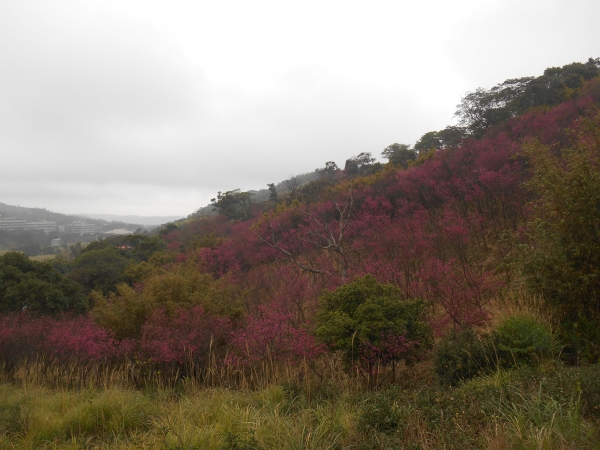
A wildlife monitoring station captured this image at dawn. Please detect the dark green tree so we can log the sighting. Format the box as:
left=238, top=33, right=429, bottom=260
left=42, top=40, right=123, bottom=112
left=454, top=83, right=522, bottom=136
left=0, top=252, right=87, bottom=313
left=514, top=112, right=600, bottom=322
left=381, top=143, right=416, bottom=168
left=159, top=223, right=178, bottom=236
left=436, top=126, right=469, bottom=148
left=515, top=58, right=600, bottom=113
left=316, top=275, right=431, bottom=385
left=344, top=152, right=381, bottom=176
left=123, top=234, right=166, bottom=260
left=267, top=183, right=278, bottom=201
left=414, top=131, right=441, bottom=153
left=316, top=161, right=339, bottom=181
left=211, top=189, right=254, bottom=221
left=454, top=58, right=600, bottom=137
left=68, top=246, right=132, bottom=294
left=414, top=127, right=468, bottom=154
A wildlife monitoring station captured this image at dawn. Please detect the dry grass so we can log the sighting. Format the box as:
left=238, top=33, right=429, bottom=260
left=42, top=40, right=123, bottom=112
left=2, top=357, right=597, bottom=449
left=29, top=254, right=57, bottom=262
left=0, top=250, right=55, bottom=262
left=484, top=284, right=554, bottom=333
left=0, top=376, right=355, bottom=449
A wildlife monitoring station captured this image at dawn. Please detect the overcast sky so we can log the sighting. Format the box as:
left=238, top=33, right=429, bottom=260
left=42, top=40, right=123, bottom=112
left=1, top=0, right=599, bottom=217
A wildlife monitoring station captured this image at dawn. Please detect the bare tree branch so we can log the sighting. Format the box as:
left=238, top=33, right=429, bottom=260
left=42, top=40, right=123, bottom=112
left=257, top=185, right=354, bottom=280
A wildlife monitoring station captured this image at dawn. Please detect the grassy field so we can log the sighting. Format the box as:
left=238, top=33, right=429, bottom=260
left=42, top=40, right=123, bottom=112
left=29, top=254, right=56, bottom=262
left=0, top=250, right=55, bottom=262
left=0, top=359, right=598, bottom=449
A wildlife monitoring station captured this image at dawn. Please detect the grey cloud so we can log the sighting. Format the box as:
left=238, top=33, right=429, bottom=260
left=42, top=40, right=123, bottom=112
left=0, top=1, right=206, bottom=142
left=449, top=0, right=600, bottom=89
left=2, top=0, right=597, bottom=216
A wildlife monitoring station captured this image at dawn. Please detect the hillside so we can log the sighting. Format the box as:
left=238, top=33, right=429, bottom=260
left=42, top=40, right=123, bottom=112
left=0, top=202, right=155, bottom=255
left=1, top=58, right=600, bottom=448
left=0, top=202, right=145, bottom=230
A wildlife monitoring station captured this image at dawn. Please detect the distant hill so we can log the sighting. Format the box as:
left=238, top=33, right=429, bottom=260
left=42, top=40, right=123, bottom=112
left=81, top=214, right=183, bottom=226
left=0, top=202, right=89, bottom=225
left=0, top=202, right=145, bottom=231
left=189, top=171, right=320, bottom=219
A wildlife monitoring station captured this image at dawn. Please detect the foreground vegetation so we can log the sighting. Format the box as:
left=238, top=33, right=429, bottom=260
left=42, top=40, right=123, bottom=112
left=1, top=356, right=599, bottom=449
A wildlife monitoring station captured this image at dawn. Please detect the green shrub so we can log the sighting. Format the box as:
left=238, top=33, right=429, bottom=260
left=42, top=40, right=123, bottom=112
left=434, top=328, right=496, bottom=386
left=357, top=388, right=405, bottom=434
left=316, top=275, right=432, bottom=386
left=494, top=314, right=553, bottom=366
left=577, top=364, right=600, bottom=419
left=561, top=315, right=600, bottom=365
left=221, top=430, right=259, bottom=450
left=517, top=115, right=600, bottom=322
left=0, top=251, right=87, bottom=313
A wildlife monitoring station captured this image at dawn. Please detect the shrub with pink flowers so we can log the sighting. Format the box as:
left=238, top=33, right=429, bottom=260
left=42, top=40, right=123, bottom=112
left=138, top=305, right=232, bottom=369
left=228, top=304, right=324, bottom=365
left=0, top=313, right=123, bottom=369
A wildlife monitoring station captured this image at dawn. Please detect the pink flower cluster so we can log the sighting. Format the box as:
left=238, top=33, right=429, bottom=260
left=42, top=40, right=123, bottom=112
left=227, top=305, right=324, bottom=365
left=0, top=313, right=128, bottom=366
left=138, top=305, right=231, bottom=365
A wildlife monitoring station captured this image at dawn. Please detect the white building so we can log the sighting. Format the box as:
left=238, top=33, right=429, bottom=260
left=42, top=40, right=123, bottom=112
left=68, top=222, right=96, bottom=235
left=72, top=222, right=96, bottom=235
left=0, top=216, right=57, bottom=233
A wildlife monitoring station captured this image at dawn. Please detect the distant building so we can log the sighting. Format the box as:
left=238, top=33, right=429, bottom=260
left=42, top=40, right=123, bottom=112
left=72, top=222, right=96, bottom=235
left=65, top=222, right=96, bottom=235
left=0, top=217, right=26, bottom=230
left=51, top=237, right=63, bottom=246
left=0, top=216, right=57, bottom=233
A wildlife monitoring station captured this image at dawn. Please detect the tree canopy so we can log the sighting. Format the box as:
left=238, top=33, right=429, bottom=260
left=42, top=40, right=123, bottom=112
left=455, top=58, right=600, bottom=136
left=211, top=189, right=254, bottom=221
left=0, top=252, right=87, bottom=313
left=344, top=152, right=381, bottom=176
left=316, top=275, right=431, bottom=377
left=381, top=143, right=417, bottom=168
left=515, top=112, right=600, bottom=322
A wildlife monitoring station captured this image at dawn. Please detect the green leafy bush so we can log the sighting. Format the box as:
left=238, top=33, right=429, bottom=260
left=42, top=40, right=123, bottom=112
left=91, top=261, right=241, bottom=340
left=357, top=388, right=405, bottom=434
left=434, top=328, right=496, bottom=386
left=315, top=275, right=431, bottom=384
left=561, top=315, right=600, bottom=365
left=0, top=252, right=87, bottom=313
left=494, top=314, right=553, bottom=366
left=517, top=112, right=600, bottom=322
left=435, top=315, right=554, bottom=386
left=577, top=364, right=600, bottom=419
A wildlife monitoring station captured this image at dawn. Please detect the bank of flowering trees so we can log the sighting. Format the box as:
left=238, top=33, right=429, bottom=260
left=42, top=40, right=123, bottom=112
left=185, top=94, right=597, bottom=360
left=0, top=85, right=599, bottom=378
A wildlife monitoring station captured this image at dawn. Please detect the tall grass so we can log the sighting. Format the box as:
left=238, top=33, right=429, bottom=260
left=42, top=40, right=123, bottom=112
left=0, top=376, right=355, bottom=449
left=0, top=347, right=599, bottom=448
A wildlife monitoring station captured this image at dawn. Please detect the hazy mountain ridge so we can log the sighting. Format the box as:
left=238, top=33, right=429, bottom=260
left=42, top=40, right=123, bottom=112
left=0, top=202, right=143, bottom=230
left=189, top=170, right=321, bottom=219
